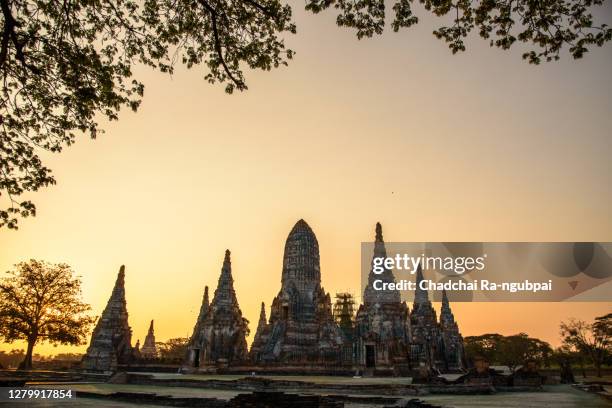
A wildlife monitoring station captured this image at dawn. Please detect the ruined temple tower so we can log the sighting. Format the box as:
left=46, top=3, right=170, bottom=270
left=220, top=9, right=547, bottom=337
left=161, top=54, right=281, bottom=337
left=82, top=265, right=135, bottom=372
left=250, top=219, right=344, bottom=365
left=354, top=223, right=412, bottom=373
left=362, top=223, right=402, bottom=306
left=134, top=340, right=141, bottom=359
left=185, top=250, right=249, bottom=370
left=140, top=320, right=158, bottom=359
left=249, top=302, right=268, bottom=361
left=189, top=286, right=209, bottom=345
left=410, top=265, right=444, bottom=370
left=439, top=290, right=465, bottom=372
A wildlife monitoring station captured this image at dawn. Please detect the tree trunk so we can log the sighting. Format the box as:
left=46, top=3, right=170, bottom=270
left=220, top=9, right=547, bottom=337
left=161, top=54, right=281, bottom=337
left=596, top=361, right=602, bottom=378
left=18, top=338, right=36, bottom=370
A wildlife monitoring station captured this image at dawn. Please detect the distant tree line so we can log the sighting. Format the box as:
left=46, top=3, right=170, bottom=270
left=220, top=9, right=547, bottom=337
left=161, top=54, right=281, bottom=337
left=0, top=349, right=82, bottom=369
left=464, top=313, right=612, bottom=377
left=0, top=349, right=24, bottom=368
left=464, top=333, right=553, bottom=372
left=559, top=313, right=611, bottom=378
left=0, top=337, right=189, bottom=369
left=155, top=337, right=190, bottom=363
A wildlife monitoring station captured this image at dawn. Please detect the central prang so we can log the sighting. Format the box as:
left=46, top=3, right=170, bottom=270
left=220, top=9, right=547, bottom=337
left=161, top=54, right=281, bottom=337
left=251, top=219, right=344, bottom=364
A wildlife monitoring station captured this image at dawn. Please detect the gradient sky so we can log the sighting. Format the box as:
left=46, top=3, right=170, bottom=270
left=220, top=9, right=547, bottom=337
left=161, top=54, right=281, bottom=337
left=1, top=2, right=611, bottom=355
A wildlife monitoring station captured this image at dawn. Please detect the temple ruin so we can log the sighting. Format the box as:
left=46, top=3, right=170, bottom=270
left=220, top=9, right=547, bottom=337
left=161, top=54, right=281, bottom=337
left=81, top=265, right=136, bottom=372
left=439, top=289, right=465, bottom=371
left=82, top=221, right=464, bottom=375
left=248, top=302, right=268, bottom=360
left=185, top=250, right=249, bottom=370
left=354, top=223, right=412, bottom=374
left=410, top=265, right=466, bottom=373
left=140, top=320, right=158, bottom=359
left=180, top=219, right=465, bottom=375
left=249, top=219, right=345, bottom=367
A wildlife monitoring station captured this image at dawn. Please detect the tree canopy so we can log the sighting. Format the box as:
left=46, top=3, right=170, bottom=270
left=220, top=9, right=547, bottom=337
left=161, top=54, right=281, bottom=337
left=560, top=313, right=611, bottom=377
left=309, top=0, right=612, bottom=63
left=464, top=332, right=552, bottom=371
left=0, top=259, right=95, bottom=369
left=156, top=337, right=190, bottom=362
left=1, top=0, right=611, bottom=228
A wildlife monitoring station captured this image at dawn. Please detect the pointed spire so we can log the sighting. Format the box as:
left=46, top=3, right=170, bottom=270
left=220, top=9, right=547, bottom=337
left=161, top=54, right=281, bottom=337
left=141, top=318, right=157, bottom=358
left=224, top=249, right=231, bottom=266
left=106, top=264, right=127, bottom=307
left=414, top=264, right=429, bottom=305
left=364, top=222, right=400, bottom=306
left=258, top=302, right=267, bottom=324
left=253, top=302, right=268, bottom=344
left=373, top=222, right=387, bottom=258
left=117, top=265, right=125, bottom=284
left=220, top=249, right=232, bottom=279
left=82, top=265, right=133, bottom=371
left=187, top=249, right=249, bottom=366
left=189, top=285, right=210, bottom=346
left=212, top=249, right=239, bottom=310
left=375, top=222, right=383, bottom=242
left=111, top=265, right=126, bottom=300
left=203, top=286, right=210, bottom=309
left=220, top=250, right=233, bottom=282
left=440, top=288, right=455, bottom=325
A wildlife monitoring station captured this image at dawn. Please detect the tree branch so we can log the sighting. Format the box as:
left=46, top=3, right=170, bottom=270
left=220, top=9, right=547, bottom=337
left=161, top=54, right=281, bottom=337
left=0, top=0, right=40, bottom=73
left=0, top=0, right=16, bottom=67
left=195, top=0, right=244, bottom=89
left=242, top=0, right=274, bottom=18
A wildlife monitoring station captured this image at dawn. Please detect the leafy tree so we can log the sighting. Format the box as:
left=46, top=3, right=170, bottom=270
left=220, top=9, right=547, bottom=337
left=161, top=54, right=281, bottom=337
left=561, top=313, right=611, bottom=377
left=464, top=332, right=552, bottom=372
left=0, top=260, right=95, bottom=369
left=156, top=337, right=190, bottom=362
left=496, top=333, right=552, bottom=372
left=0, top=0, right=294, bottom=229
left=464, top=333, right=503, bottom=364
left=1, top=0, right=610, bottom=229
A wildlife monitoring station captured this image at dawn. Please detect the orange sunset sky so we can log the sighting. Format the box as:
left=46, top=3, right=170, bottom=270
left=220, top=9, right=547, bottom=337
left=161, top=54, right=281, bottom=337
left=1, top=2, right=611, bottom=355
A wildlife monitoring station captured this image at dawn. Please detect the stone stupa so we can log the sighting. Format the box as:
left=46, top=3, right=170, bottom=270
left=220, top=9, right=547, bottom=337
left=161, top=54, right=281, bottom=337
left=140, top=320, right=158, bottom=359
left=250, top=219, right=344, bottom=365
left=184, top=250, right=249, bottom=370
left=81, top=265, right=135, bottom=372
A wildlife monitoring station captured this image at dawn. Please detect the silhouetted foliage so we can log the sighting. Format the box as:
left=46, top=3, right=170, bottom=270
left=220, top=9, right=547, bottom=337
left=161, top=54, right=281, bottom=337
left=495, top=333, right=552, bottom=372
left=1, top=0, right=610, bottom=228
left=0, top=348, right=24, bottom=368
left=553, top=345, right=586, bottom=379
left=308, top=0, right=612, bottom=63
left=463, top=332, right=503, bottom=364
left=0, top=0, right=295, bottom=229
left=464, top=332, right=552, bottom=372
left=0, top=260, right=95, bottom=369
left=561, top=313, right=611, bottom=377
left=156, top=337, right=190, bottom=362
